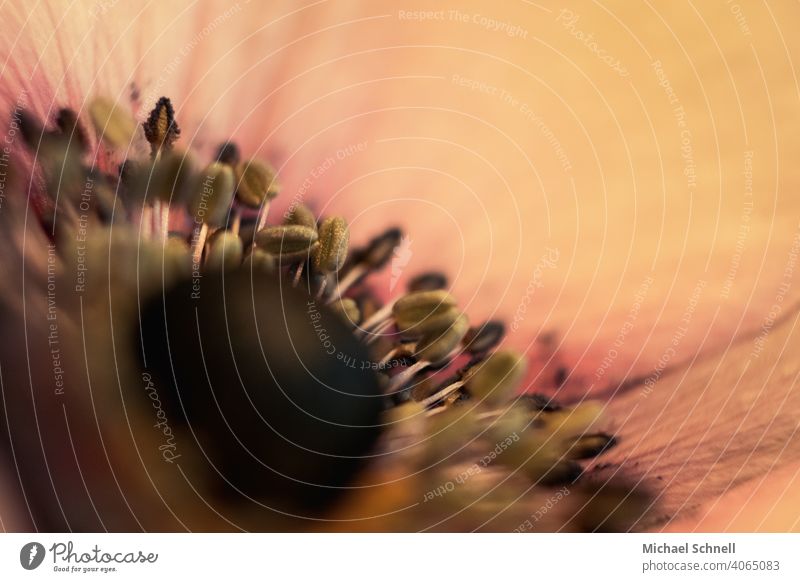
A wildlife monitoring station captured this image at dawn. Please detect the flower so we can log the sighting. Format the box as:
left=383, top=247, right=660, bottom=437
left=0, top=0, right=798, bottom=532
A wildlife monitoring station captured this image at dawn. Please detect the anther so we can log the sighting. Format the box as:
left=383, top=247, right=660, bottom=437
left=242, top=248, right=275, bottom=274
left=565, top=433, right=618, bottom=460
left=314, top=216, right=349, bottom=274
left=88, top=97, right=137, bottom=149
left=408, top=271, right=448, bottom=292
left=215, top=141, right=241, bottom=165
left=388, top=313, right=469, bottom=392
left=235, top=159, right=280, bottom=209
left=463, top=350, right=527, bottom=407
left=414, top=312, right=469, bottom=364
left=205, top=231, right=243, bottom=271
left=143, top=96, right=181, bottom=158
left=189, top=162, right=235, bottom=263
left=331, top=227, right=403, bottom=300
left=518, top=393, right=562, bottom=412
left=18, top=110, right=45, bottom=148
left=55, top=108, right=88, bottom=152
left=284, top=204, right=317, bottom=229
left=190, top=162, right=235, bottom=227
left=328, top=298, right=361, bottom=325
left=393, top=290, right=458, bottom=334
left=254, top=224, right=319, bottom=263
left=463, top=321, right=506, bottom=354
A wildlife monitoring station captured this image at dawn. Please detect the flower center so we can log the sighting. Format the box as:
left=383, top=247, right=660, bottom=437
left=16, top=95, right=646, bottom=530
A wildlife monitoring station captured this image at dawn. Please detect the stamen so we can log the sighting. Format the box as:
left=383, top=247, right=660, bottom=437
left=189, top=162, right=236, bottom=227
left=235, top=158, right=280, bottom=208
left=242, top=248, right=275, bottom=274
left=463, top=321, right=506, bottom=354
left=463, top=350, right=526, bottom=407
left=215, top=141, right=241, bottom=165
left=331, top=227, right=402, bottom=300
left=565, top=433, right=618, bottom=459
left=393, top=290, right=458, bottom=333
left=55, top=108, right=88, bottom=152
left=408, top=271, right=448, bottom=292
left=205, top=231, right=243, bottom=271
left=284, top=204, right=317, bottom=228
left=143, top=96, right=181, bottom=158
left=254, top=224, right=319, bottom=263
left=415, top=315, right=469, bottom=364
left=364, top=319, right=394, bottom=344
left=18, top=110, right=45, bottom=148
left=328, top=298, right=361, bottom=325
left=518, top=393, right=562, bottom=412
left=88, top=97, right=137, bottom=149
left=32, top=89, right=626, bottom=525
left=188, top=162, right=235, bottom=263
left=419, top=379, right=466, bottom=408
left=313, top=216, right=349, bottom=274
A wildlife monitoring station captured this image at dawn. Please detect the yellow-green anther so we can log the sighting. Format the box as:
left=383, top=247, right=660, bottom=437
left=88, top=97, right=137, bottom=149
left=393, top=290, right=457, bottom=332
left=205, top=231, right=243, bottom=270
left=464, top=350, right=527, bottom=406
left=538, top=402, right=604, bottom=440
left=414, top=313, right=469, bottom=365
left=328, top=298, right=360, bottom=325
left=242, top=248, right=275, bottom=274
left=400, top=305, right=460, bottom=338
left=314, top=216, right=349, bottom=273
left=254, top=224, right=318, bottom=261
left=424, top=406, right=481, bottom=462
left=284, top=204, right=317, bottom=228
left=149, top=150, right=196, bottom=202
left=190, top=162, right=235, bottom=226
left=163, top=237, right=191, bottom=277
left=235, top=159, right=279, bottom=208
left=564, top=433, right=617, bottom=460
left=495, top=430, right=575, bottom=484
